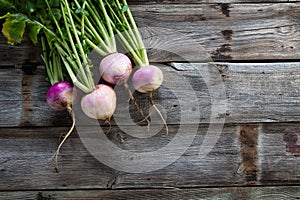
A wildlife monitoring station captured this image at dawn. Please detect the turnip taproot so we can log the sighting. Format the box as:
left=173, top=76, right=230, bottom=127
left=132, top=65, right=164, bottom=93
left=46, top=81, right=77, bottom=172
left=81, top=84, right=116, bottom=121
left=46, top=81, right=73, bottom=111
left=99, top=53, right=132, bottom=85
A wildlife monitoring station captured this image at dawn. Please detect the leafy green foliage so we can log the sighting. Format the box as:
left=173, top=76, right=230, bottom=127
left=0, top=0, right=63, bottom=44
left=27, top=21, right=43, bottom=45
left=1, top=13, right=28, bottom=45
left=0, top=0, right=16, bottom=16
left=121, top=5, right=128, bottom=13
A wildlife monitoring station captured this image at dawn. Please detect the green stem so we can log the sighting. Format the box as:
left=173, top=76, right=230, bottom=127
left=105, top=1, right=141, bottom=57
left=54, top=50, right=64, bottom=81
left=61, top=0, right=93, bottom=90
left=82, top=15, right=112, bottom=54
left=99, top=0, right=116, bottom=52
left=85, top=1, right=111, bottom=48
left=85, top=39, right=107, bottom=56
left=115, top=28, right=144, bottom=66
left=52, top=51, right=59, bottom=83
left=114, top=0, right=137, bottom=44
left=41, top=36, right=55, bottom=85
left=64, top=1, right=88, bottom=68
left=61, top=56, right=91, bottom=93
left=54, top=42, right=83, bottom=84
left=55, top=43, right=91, bottom=93
left=45, top=0, right=66, bottom=43
left=121, top=0, right=148, bottom=65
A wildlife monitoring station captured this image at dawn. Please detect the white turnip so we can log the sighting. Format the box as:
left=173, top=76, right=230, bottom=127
left=132, top=65, right=163, bottom=93
left=99, top=53, right=132, bottom=85
left=81, top=84, right=116, bottom=121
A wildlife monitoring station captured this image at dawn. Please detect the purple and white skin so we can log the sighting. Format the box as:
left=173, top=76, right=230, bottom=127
left=99, top=53, right=132, bottom=85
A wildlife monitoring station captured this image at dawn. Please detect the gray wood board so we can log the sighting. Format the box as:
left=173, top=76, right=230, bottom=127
left=0, top=123, right=299, bottom=190
left=1, top=62, right=300, bottom=127
left=1, top=186, right=300, bottom=200
left=129, top=0, right=300, bottom=3
left=1, top=3, right=300, bottom=65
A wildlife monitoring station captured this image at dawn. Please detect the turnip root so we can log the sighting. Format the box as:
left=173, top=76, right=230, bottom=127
left=46, top=81, right=73, bottom=111
left=81, top=84, right=116, bottom=121
left=99, top=53, right=132, bottom=85
left=46, top=81, right=76, bottom=172
left=132, top=65, right=163, bottom=93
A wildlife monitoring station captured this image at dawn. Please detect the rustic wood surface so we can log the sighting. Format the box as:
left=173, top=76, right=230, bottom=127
left=1, top=186, right=300, bottom=200
left=0, top=123, right=300, bottom=191
left=1, top=1, right=300, bottom=199
left=1, top=62, right=300, bottom=127
left=1, top=2, right=300, bottom=65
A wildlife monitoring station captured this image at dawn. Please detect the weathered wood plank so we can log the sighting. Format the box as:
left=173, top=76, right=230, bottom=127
left=1, top=62, right=300, bottom=127
left=0, top=34, right=42, bottom=66
left=1, top=186, right=300, bottom=200
left=129, top=0, right=300, bottom=3
left=1, top=3, right=300, bottom=65
left=0, top=123, right=299, bottom=190
left=134, top=3, right=300, bottom=62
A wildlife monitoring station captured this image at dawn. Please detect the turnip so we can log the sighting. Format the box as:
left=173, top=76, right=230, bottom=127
left=99, top=53, right=132, bottom=85
left=46, top=81, right=76, bottom=172
left=132, top=65, right=164, bottom=94
left=46, top=81, right=73, bottom=111
left=77, top=0, right=149, bottom=123
left=106, top=0, right=168, bottom=134
left=81, top=84, right=116, bottom=121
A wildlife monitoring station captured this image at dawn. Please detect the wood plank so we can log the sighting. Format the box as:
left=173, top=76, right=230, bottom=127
left=1, top=186, right=300, bottom=200
left=0, top=34, right=41, bottom=66
left=1, top=62, right=300, bottom=127
left=133, top=3, right=300, bottom=62
left=172, top=62, right=300, bottom=123
left=129, top=0, right=300, bottom=3
left=1, top=3, right=300, bottom=65
left=0, top=123, right=299, bottom=190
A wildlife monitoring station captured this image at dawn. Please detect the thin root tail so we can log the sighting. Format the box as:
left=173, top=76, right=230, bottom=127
left=50, top=105, right=76, bottom=172
left=124, top=83, right=151, bottom=129
left=148, top=92, right=169, bottom=135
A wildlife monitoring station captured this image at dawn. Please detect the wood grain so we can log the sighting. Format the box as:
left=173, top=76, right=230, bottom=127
left=1, top=3, right=300, bottom=65
left=128, top=0, right=300, bottom=4
left=0, top=1, right=299, bottom=196
left=1, top=62, right=300, bottom=127
left=0, top=123, right=299, bottom=190
left=0, top=186, right=300, bottom=200
left=133, top=3, right=300, bottom=62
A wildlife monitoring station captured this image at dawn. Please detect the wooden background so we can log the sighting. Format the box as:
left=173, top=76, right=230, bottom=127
left=1, top=0, right=300, bottom=199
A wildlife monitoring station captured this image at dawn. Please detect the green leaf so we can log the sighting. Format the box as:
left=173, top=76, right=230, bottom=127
left=121, top=5, right=128, bottom=13
left=75, top=8, right=89, bottom=16
left=51, top=8, right=62, bottom=22
left=1, top=13, right=28, bottom=45
left=27, top=21, right=42, bottom=45
left=0, top=0, right=17, bottom=16
left=49, top=0, right=60, bottom=7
